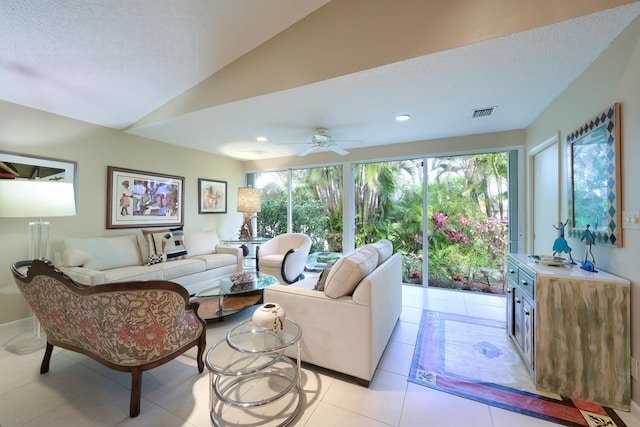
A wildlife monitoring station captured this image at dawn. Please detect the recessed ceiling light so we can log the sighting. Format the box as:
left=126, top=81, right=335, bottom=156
left=256, top=136, right=268, bottom=142
left=395, top=114, right=411, bottom=121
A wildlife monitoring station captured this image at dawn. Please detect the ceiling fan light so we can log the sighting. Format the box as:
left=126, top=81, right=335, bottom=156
left=395, top=114, right=411, bottom=121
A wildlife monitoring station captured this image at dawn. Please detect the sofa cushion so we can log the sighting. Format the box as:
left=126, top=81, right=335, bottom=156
left=184, top=230, right=220, bottom=256
left=189, top=253, right=237, bottom=269
left=368, top=239, right=393, bottom=266
left=103, top=264, right=165, bottom=283
left=142, top=228, right=188, bottom=262
left=324, top=246, right=378, bottom=298
left=160, top=259, right=206, bottom=280
left=259, top=254, right=284, bottom=268
left=63, top=236, right=142, bottom=270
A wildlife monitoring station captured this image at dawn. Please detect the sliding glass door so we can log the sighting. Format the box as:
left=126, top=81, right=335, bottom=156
left=426, top=152, right=511, bottom=293
left=254, top=167, right=342, bottom=253
left=250, top=149, right=517, bottom=292
left=353, top=159, right=424, bottom=284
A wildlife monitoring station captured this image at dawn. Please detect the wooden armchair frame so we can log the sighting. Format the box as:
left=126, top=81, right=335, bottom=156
left=11, top=259, right=207, bottom=417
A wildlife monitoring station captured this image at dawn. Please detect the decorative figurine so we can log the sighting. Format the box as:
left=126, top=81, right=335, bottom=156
left=580, top=224, right=597, bottom=272
left=238, top=222, right=252, bottom=240
left=552, top=219, right=573, bottom=262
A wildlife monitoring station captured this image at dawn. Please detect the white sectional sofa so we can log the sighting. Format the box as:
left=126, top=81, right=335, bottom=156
left=264, top=239, right=402, bottom=385
left=56, top=229, right=242, bottom=295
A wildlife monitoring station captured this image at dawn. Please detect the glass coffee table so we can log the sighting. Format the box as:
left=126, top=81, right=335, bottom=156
left=206, top=318, right=302, bottom=427
left=192, top=272, right=278, bottom=320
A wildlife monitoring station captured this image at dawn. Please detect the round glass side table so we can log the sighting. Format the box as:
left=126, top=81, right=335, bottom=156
left=205, top=318, right=302, bottom=427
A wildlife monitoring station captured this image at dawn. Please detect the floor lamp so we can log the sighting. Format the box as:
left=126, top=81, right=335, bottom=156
left=237, top=186, right=261, bottom=240
left=0, top=180, right=76, bottom=354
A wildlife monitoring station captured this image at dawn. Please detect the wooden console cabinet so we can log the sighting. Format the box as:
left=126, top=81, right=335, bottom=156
left=506, top=254, right=630, bottom=410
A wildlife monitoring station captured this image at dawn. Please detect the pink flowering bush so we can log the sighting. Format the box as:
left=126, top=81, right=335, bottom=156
left=402, top=253, right=423, bottom=283
left=427, top=211, right=507, bottom=294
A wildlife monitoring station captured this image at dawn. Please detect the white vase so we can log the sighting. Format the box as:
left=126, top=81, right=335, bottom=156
left=252, top=303, right=286, bottom=331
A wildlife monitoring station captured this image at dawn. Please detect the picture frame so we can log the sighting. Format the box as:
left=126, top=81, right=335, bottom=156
left=198, top=178, right=227, bottom=213
left=107, top=166, right=184, bottom=229
left=0, top=151, right=77, bottom=185
left=567, top=103, right=622, bottom=247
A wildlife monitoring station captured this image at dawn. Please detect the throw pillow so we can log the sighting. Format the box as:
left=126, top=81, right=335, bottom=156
left=314, top=260, right=337, bottom=291
left=142, top=228, right=188, bottom=263
left=323, top=246, right=378, bottom=298
left=142, top=229, right=163, bottom=259
left=369, top=239, right=393, bottom=266
left=146, top=253, right=165, bottom=266
left=167, top=227, right=188, bottom=260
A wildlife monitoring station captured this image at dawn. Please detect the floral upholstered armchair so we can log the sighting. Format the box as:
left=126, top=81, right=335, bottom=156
left=10, top=259, right=207, bottom=418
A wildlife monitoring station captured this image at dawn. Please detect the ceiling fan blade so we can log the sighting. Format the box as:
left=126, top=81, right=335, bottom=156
left=330, top=146, right=349, bottom=155
left=298, top=146, right=317, bottom=157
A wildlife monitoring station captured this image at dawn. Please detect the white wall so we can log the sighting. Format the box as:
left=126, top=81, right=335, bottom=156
left=527, top=15, right=640, bottom=404
left=0, top=101, right=245, bottom=324
left=0, top=97, right=527, bottom=325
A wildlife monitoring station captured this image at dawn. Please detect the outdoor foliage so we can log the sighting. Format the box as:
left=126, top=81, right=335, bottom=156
left=426, top=212, right=507, bottom=293
left=424, top=154, right=509, bottom=293
left=256, top=167, right=337, bottom=253
left=257, top=198, right=329, bottom=253
left=254, top=152, right=510, bottom=294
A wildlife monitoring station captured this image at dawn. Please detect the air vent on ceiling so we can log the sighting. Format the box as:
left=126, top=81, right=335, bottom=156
left=471, top=106, right=497, bottom=118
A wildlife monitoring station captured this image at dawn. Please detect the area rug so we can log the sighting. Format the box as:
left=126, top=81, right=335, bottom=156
left=408, top=310, right=627, bottom=427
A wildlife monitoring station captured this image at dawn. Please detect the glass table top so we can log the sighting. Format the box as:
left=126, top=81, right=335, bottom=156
left=221, top=237, right=271, bottom=244
left=194, top=272, right=278, bottom=298
left=205, top=318, right=301, bottom=375
left=227, top=318, right=302, bottom=353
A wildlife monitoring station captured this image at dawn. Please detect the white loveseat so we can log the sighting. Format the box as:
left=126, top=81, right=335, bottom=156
left=56, top=229, right=242, bottom=295
left=264, top=239, right=402, bottom=385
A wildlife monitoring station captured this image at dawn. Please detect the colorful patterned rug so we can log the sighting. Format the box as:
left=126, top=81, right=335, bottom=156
left=408, top=310, right=627, bottom=427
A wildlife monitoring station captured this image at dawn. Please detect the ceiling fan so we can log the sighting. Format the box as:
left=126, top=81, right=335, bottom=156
left=294, top=128, right=351, bottom=157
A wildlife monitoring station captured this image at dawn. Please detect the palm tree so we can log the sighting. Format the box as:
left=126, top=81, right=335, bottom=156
left=354, top=160, right=420, bottom=245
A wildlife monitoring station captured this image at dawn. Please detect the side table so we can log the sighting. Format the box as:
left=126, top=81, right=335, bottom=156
left=205, top=318, right=302, bottom=426
left=222, top=238, right=271, bottom=271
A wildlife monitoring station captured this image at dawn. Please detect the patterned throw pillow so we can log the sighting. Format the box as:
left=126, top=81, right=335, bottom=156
left=166, top=227, right=188, bottom=261
left=146, top=253, right=165, bottom=266
left=142, top=227, right=188, bottom=263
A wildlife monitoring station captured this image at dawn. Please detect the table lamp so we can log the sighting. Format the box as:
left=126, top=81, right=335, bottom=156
left=0, top=179, right=76, bottom=354
left=237, top=186, right=261, bottom=240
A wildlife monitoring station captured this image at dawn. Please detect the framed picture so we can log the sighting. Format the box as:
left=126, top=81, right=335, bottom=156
left=567, top=103, right=622, bottom=247
left=107, top=166, right=184, bottom=229
left=0, top=151, right=76, bottom=185
left=198, top=178, right=227, bottom=213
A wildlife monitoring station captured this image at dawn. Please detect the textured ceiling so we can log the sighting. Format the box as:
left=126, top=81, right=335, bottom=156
left=0, top=0, right=331, bottom=129
left=2, top=1, right=640, bottom=160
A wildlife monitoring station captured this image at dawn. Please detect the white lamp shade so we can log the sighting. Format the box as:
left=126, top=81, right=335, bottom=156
left=0, top=180, right=76, bottom=218
left=237, top=187, right=261, bottom=213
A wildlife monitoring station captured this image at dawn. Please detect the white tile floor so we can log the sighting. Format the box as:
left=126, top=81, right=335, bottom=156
left=1, top=285, right=638, bottom=427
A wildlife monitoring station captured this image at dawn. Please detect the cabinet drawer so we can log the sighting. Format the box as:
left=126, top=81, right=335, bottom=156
left=506, top=261, right=519, bottom=285
left=518, top=269, right=535, bottom=299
